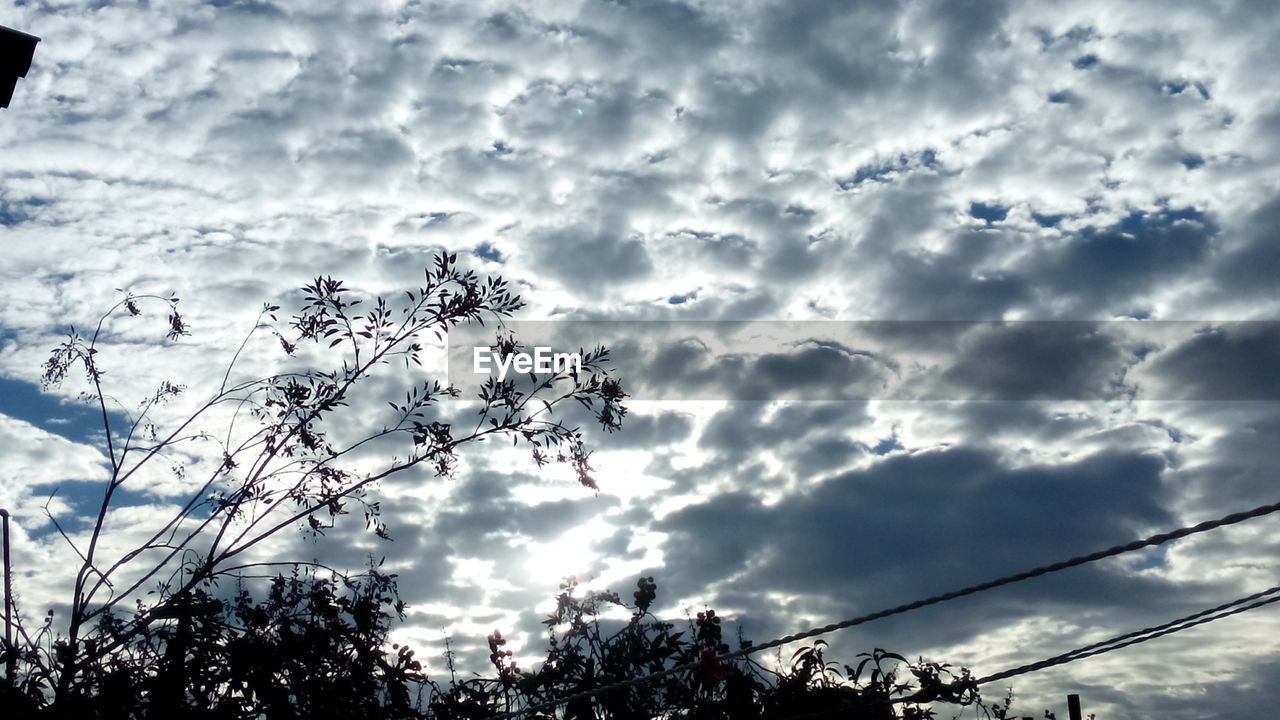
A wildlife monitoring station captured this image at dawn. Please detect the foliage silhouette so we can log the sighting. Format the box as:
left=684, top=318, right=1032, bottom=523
left=3, top=569, right=1008, bottom=719
left=450, top=575, right=998, bottom=720
left=3, top=253, right=625, bottom=714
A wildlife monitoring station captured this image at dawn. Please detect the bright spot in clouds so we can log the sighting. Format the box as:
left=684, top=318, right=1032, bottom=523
left=520, top=515, right=614, bottom=585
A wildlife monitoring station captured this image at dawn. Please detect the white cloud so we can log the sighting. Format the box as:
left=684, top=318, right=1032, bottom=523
left=2, top=1, right=1280, bottom=717
left=0, top=414, right=107, bottom=508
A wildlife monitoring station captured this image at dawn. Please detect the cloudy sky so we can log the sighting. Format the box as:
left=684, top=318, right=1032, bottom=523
left=3, top=0, right=1280, bottom=717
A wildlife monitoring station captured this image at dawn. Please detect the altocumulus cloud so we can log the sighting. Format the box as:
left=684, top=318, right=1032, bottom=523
left=3, top=1, right=1280, bottom=717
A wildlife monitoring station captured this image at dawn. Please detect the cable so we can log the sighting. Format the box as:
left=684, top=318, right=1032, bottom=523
left=975, top=584, right=1280, bottom=686
left=487, top=498, right=1280, bottom=719
left=752, top=585, right=1280, bottom=720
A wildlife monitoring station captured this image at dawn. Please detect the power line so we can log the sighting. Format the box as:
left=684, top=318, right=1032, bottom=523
left=487, top=498, right=1280, bottom=719
left=767, top=586, right=1280, bottom=720
left=975, top=583, right=1280, bottom=687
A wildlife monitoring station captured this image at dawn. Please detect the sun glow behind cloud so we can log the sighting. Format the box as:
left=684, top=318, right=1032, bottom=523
left=519, top=515, right=614, bottom=586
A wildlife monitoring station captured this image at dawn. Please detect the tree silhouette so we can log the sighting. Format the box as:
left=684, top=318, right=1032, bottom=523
left=0, top=253, right=1013, bottom=719
left=2, top=252, right=626, bottom=715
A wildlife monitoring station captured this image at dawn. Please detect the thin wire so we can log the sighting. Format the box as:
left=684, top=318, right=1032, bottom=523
left=765, top=585, right=1280, bottom=720
left=975, top=585, right=1280, bottom=686
left=768, top=586, right=1280, bottom=717
left=488, top=498, right=1280, bottom=719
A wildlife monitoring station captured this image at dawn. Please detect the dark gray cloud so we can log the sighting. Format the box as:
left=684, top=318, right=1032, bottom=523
left=647, top=443, right=1239, bottom=693
left=659, top=446, right=1174, bottom=600
left=595, top=409, right=693, bottom=450
left=1142, top=323, right=1280, bottom=401
left=529, top=223, right=654, bottom=292
left=1212, top=192, right=1280, bottom=299
left=1038, top=208, right=1217, bottom=316
left=431, top=469, right=619, bottom=546
left=938, top=322, right=1131, bottom=400
left=696, top=401, right=872, bottom=474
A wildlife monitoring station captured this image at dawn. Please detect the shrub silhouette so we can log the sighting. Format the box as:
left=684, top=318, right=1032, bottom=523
left=5, top=569, right=996, bottom=719
left=425, top=575, right=989, bottom=720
